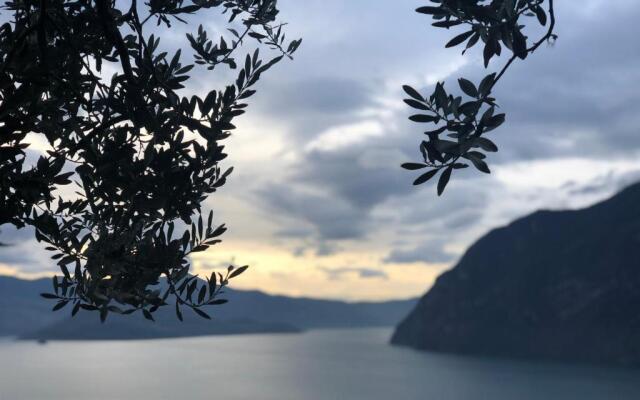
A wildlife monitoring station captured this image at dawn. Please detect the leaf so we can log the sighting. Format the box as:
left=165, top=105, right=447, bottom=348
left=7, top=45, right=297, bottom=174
left=59, top=264, right=71, bottom=279
left=483, top=39, right=498, bottom=67
left=437, top=166, right=453, bottom=196
left=401, top=163, right=427, bottom=171
left=476, top=137, right=499, bottom=152
left=464, top=32, right=480, bottom=52
left=414, top=169, right=439, bottom=186
left=52, top=300, right=69, bottom=311
left=143, top=309, right=155, bottom=322
left=409, top=114, right=439, bottom=123
left=478, top=73, right=496, bottom=96
left=535, top=6, right=547, bottom=26
left=402, top=85, right=424, bottom=101
left=486, top=114, right=506, bottom=130
left=446, top=30, right=475, bottom=48
left=433, top=83, right=448, bottom=109
left=72, top=302, right=81, bottom=317
left=512, top=28, right=528, bottom=59
left=192, top=244, right=208, bottom=252
left=458, top=78, right=478, bottom=98
left=452, top=163, right=468, bottom=169
left=248, top=32, right=267, bottom=40
left=469, top=156, right=491, bottom=174
left=425, top=126, right=447, bottom=136
left=229, top=265, right=249, bottom=279
left=193, top=308, right=211, bottom=319
left=208, top=271, right=217, bottom=294
left=433, top=20, right=462, bottom=28
left=416, top=6, right=442, bottom=15
left=465, top=151, right=486, bottom=160
left=100, top=308, right=108, bottom=323
left=198, top=285, right=207, bottom=303
left=108, top=306, right=124, bottom=314
left=40, top=293, right=58, bottom=299
left=403, top=99, right=429, bottom=111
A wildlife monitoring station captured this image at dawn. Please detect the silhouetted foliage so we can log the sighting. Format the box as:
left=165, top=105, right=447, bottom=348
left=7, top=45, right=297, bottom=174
left=0, top=0, right=300, bottom=321
left=403, top=0, right=557, bottom=195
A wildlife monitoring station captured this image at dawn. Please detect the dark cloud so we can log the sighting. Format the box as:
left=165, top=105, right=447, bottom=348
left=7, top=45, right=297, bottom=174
left=389, top=182, right=490, bottom=234
left=384, top=238, right=457, bottom=265
left=276, top=227, right=315, bottom=239
left=261, top=186, right=368, bottom=240
left=317, top=266, right=388, bottom=281
left=299, top=148, right=410, bottom=209
left=290, top=241, right=341, bottom=258
left=246, top=76, right=378, bottom=146
left=259, top=141, right=413, bottom=244
left=257, top=76, right=373, bottom=115
left=314, top=241, right=342, bottom=257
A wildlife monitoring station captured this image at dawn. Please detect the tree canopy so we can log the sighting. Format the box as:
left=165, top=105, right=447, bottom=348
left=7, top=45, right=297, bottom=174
left=0, top=0, right=300, bottom=321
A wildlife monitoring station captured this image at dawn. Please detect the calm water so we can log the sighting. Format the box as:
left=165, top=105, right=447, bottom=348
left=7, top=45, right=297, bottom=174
left=1, top=328, right=639, bottom=400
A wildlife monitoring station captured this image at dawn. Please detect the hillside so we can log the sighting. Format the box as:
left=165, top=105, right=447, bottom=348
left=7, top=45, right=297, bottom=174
left=0, top=275, right=416, bottom=340
left=391, top=183, right=640, bottom=367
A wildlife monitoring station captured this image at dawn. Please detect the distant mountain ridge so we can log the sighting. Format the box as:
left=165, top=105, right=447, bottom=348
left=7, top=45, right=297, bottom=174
left=0, top=275, right=416, bottom=340
left=392, top=182, right=640, bottom=367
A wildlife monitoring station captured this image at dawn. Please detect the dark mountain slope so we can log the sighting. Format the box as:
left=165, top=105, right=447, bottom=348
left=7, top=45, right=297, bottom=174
left=391, top=183, right=640, bottom=367
left=0, top=275, right=416, bottom=340
left=20, top=311, right=300, bottom=341
left=211, top=290, right=416, bottom=329
left=0, top=276, right=61, bottom=336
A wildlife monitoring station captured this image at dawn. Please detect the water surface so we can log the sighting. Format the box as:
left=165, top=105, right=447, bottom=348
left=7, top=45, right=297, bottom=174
left=1, top=328, right=639, bottom=400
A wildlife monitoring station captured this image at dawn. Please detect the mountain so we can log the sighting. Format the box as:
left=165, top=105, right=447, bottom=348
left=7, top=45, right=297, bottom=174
left=19, top=312, right=300, bottom=341
left=0, top=276, right=60, bottom=336
left=391, top=183, right=640, bottom=367
left=0, top=275, right=416, bottom=340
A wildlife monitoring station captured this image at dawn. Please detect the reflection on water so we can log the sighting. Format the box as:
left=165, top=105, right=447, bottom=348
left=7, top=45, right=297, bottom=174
left=1, top=328, right=639, bottom=400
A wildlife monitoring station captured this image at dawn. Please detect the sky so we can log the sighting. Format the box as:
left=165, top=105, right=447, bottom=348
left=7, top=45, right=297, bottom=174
left=1, top=0, right=640, bottom=301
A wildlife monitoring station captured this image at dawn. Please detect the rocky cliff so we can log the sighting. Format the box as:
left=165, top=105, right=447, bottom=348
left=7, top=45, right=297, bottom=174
left=392, top=183, right=640, bottom=367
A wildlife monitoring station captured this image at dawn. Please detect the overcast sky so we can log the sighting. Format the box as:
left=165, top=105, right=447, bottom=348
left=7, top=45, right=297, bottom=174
left=1, top=0, right=640, bottom=300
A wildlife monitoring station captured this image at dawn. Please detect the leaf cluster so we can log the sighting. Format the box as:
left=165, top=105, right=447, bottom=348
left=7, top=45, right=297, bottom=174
left=418, top=0, right=553, bottom=66
left=401, top=75, right=503, bottom=194
left=404, top=0, right=556, bottom=194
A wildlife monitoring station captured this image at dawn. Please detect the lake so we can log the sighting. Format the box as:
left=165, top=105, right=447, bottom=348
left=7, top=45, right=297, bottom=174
left=1, top=328, right=639, bottom=400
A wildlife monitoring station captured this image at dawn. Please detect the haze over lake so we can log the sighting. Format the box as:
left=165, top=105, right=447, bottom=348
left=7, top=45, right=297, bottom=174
left=2, top=328, right=639, bottom=400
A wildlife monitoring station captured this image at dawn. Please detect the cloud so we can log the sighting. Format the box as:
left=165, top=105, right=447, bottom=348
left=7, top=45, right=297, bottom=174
left=0, top=225, right=54, bottom=274
left=317, top=266, right=388, bottom=281
left=258, top=133, right=413, bottom=247
left=258, top=76, right=373, bottom=116
left=261, top=186, right=368, bottom=240
left=564, top=169, right=640, bottom=197
left=384, top=238, right=457, bottom=265
left=307, top=120, right=383, bottom=152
